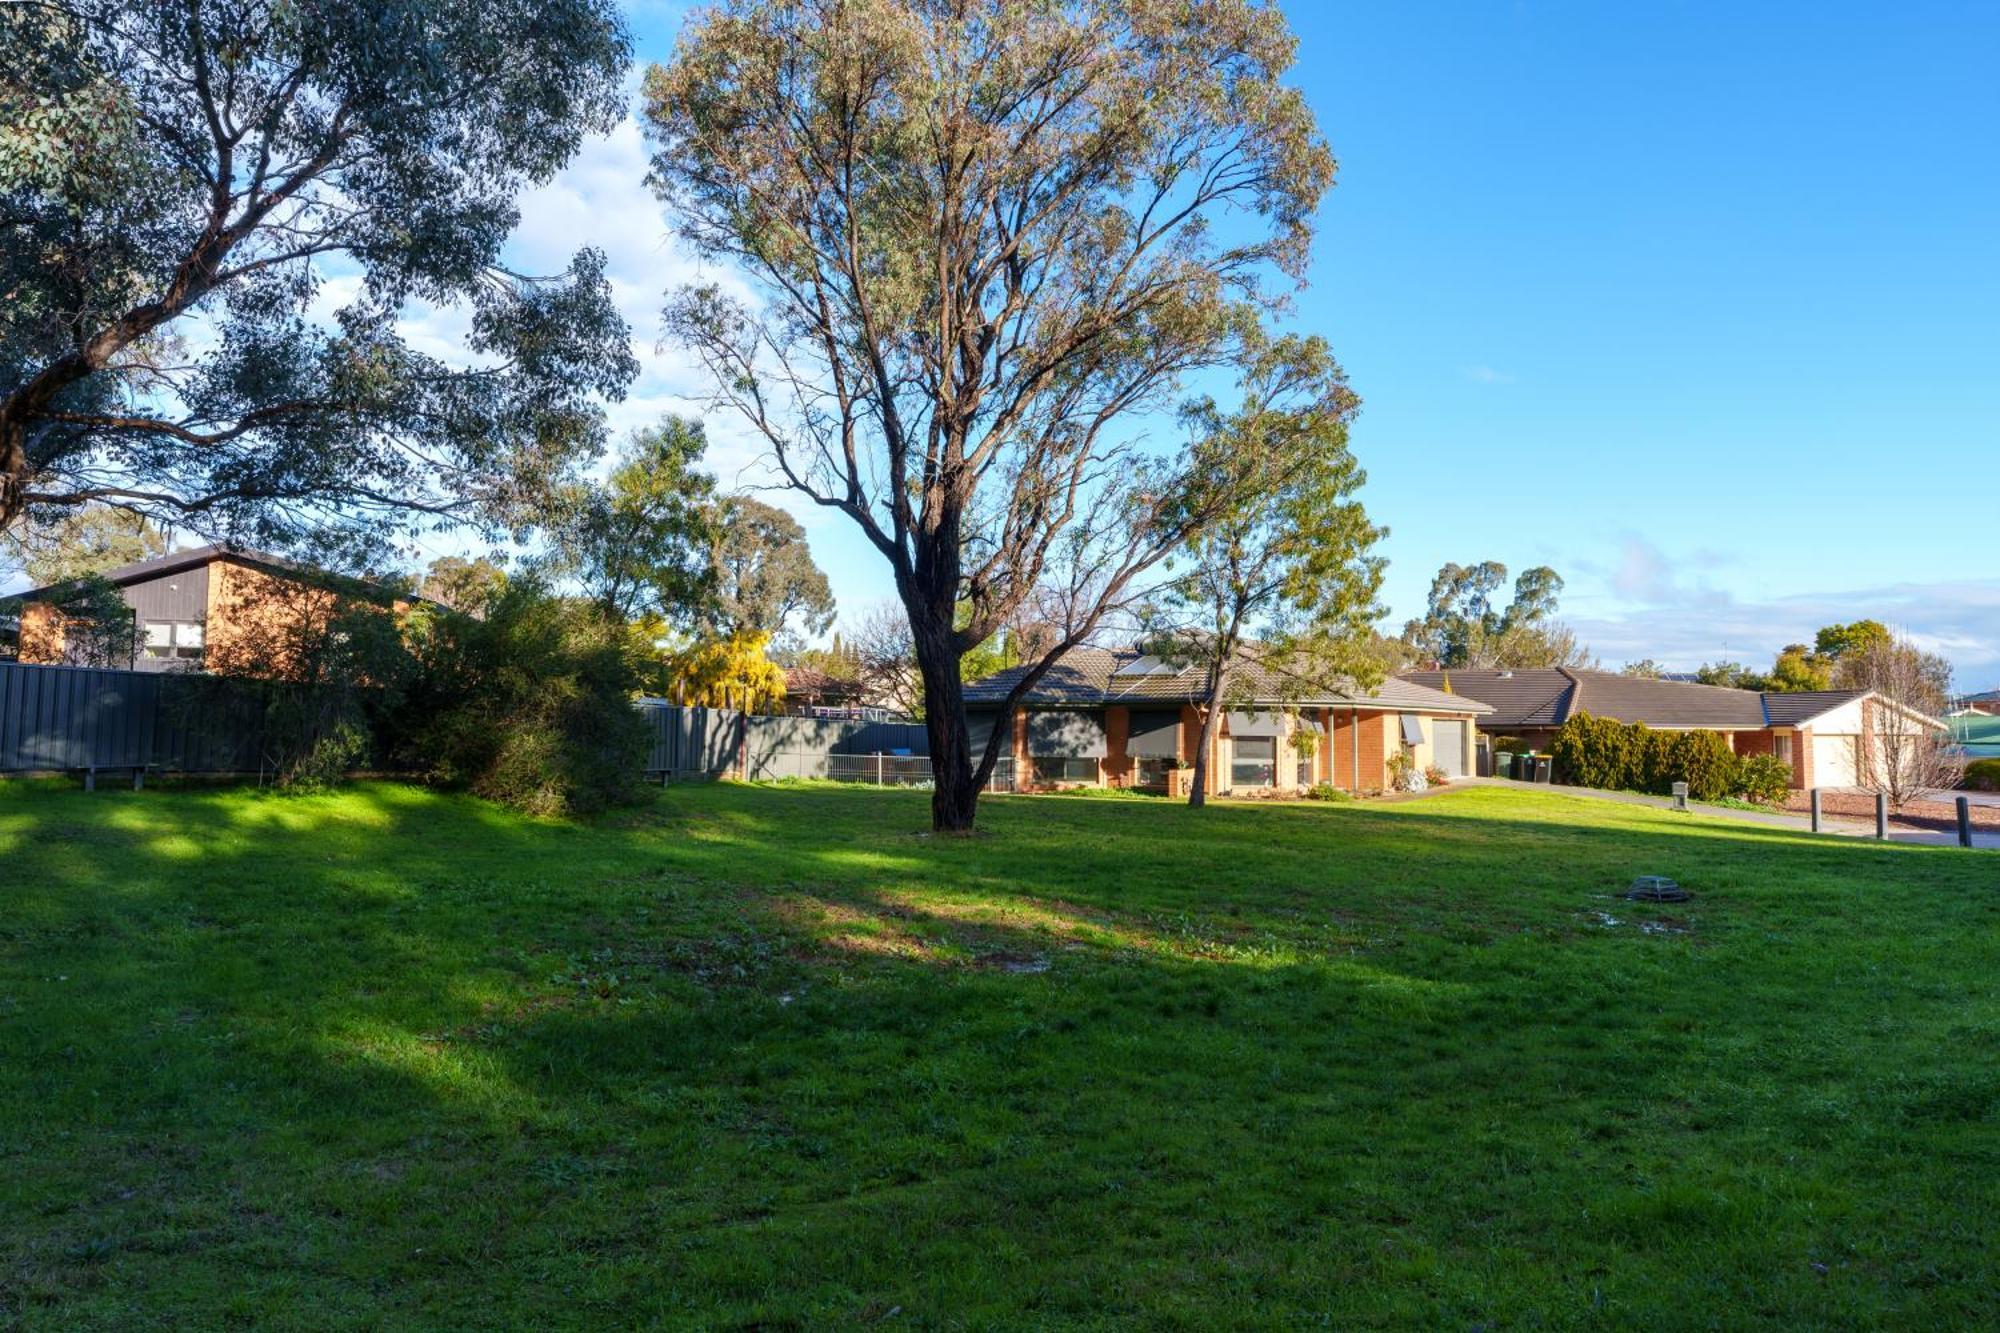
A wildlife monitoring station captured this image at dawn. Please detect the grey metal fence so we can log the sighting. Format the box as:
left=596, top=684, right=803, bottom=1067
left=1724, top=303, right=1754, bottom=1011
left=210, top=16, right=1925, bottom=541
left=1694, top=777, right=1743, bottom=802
left=637, top=701, right=746, bottom=778
left=2, top=663, right=1006, bottom=789
left=639, top=704, right=1012, bottom=789
left=0, top=661, right=268, bottom=774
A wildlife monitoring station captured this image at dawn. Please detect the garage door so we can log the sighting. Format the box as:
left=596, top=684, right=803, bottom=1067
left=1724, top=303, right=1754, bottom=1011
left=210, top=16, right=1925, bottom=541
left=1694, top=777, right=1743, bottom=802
left=1812, top=733, right=1858, bottom=788
left=1432, top=719, right=1466, bottom=777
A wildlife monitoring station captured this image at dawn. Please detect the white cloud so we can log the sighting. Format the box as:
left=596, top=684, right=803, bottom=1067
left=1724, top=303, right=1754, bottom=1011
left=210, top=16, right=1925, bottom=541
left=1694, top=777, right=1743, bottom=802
left=1570, top=576, right=2000, bottom=688
left=1461, top=364, right=1516, bottom=385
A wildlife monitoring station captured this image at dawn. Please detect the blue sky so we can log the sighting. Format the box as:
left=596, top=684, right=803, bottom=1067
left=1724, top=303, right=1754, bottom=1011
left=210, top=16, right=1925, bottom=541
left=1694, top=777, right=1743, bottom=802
left=608, top=0, right=1999, bottom=684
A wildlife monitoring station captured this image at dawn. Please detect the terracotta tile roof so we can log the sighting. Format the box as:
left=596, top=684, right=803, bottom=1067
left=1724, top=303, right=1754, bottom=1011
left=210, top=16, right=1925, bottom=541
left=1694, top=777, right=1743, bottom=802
left=965, top=646, right=1489, bottom=714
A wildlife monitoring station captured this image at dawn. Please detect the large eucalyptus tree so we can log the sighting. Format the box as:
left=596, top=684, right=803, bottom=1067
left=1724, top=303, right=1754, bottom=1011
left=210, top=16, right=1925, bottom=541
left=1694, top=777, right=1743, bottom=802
left=1, top=0, right=637, bottom=558
left=645, top=0, right=1338, bottom=830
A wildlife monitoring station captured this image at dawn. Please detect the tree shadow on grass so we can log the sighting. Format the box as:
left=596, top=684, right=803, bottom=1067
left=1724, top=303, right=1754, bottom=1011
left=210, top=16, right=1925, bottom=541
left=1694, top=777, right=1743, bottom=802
left=1, top=779, right=1996, bottom=1327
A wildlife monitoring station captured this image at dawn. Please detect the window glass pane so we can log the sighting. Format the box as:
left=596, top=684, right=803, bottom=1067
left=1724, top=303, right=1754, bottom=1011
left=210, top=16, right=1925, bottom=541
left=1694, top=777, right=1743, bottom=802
left=1231, top=737, right=1276, bottom=787
left=1033, top=756, right=1097, bottom=783
left=175, top=622, right=205, bottom=647
left=144, top=622, right=172, bottom=648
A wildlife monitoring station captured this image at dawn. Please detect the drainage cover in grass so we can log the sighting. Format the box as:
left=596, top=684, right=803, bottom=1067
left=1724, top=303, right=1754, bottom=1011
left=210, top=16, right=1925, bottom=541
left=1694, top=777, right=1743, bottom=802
left=1623, top=875, right=1690, bottom=902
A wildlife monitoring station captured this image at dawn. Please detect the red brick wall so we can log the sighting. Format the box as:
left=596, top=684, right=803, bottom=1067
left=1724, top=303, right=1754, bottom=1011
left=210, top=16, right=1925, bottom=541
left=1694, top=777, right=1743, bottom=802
left=1794, top=726, right=1814, bottom=790
left=1104, top=706, right=1130, bottom=787
left=1734, top=730, right=1774, bottom=758
left=1358, top=711, right=1388, bottom=792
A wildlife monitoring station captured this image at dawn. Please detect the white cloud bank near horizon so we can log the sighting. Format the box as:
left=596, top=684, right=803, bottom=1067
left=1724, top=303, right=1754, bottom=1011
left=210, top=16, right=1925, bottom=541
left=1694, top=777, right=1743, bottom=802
left=1560, top=536, right=2000, bottom=689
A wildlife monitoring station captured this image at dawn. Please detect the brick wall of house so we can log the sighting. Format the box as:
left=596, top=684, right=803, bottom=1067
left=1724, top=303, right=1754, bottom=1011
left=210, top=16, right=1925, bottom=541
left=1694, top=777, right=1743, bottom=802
left=1794, top=726, right=1815, bottom=790
left=1104, top=706, right=1131, bottom=787
left=203, top=560, right=348, bottom=677
left=1358, top=711, right=1388, bottom=792
left=1734, top=730, right=1774, bottom=758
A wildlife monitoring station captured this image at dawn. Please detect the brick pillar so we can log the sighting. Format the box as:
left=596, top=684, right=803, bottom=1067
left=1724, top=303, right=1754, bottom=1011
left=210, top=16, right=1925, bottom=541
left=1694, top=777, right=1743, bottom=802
left=1104, top=706, right=1130, bottom=788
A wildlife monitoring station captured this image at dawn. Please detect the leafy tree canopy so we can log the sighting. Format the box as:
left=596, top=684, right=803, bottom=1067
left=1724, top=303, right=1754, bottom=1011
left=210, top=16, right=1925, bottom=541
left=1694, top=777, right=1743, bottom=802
left=1815, top=620, right=1893, bottom=663
left=417, top=554, right=509, bottom=617
left=660, top=628, right=786, bottom=712
left=1, top=0, right=636, bottom=553
left=7, top=504, right=166, bottom=586
left=551, top=417, right=716, bottom=625
left=1402, top=561, right=1587, bottom=669
left=703, top=496, right=834, bottom=650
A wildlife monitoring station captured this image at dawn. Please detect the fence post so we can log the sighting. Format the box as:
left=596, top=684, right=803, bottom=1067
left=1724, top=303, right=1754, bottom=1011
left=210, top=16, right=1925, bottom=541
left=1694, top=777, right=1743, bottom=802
left=1959, top=796, right=1974, bottom=849
left=876, top=752, right=884, bottom=786
left=1875, top=791, right=1888, bottom=841
left=1810, top=788, right=1822, bottom=834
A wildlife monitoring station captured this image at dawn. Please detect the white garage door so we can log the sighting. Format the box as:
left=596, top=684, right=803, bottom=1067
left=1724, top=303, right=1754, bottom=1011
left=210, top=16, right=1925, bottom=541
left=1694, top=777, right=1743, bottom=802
left=1432, top=719, right=1466, bottom=777
left=1812, top=733, right=1859, bottom=788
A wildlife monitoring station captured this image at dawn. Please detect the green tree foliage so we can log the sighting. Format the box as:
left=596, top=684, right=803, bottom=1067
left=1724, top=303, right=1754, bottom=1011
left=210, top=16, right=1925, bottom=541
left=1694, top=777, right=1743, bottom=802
left=645, top=0, right=1335, bottom=831
left=1142, top=335, right=1381, bottom=807
left=395, top=583, right=648, bottom=817
left=1402, top=562, right=1589, bottom=668
left=417, top=555, right=509, bottom=617
left=656, top=628, right=787, bottom=713
left=703, top=497, right=834, bottom=650
left=553, top=418, right=716, bottom=625
left=1767, top=643, right=1833, bottom=693
left=8, top=506, right=165, bottom=585
left=1621, top=659, right=1666, bottom=679
left=1815, top=620, right=1892, bottom=664
left=0, top=0, right=635, bottom=548
left=11, top=572, right=137, bottom=666
left=1696, top=661, right=1770, bottom=691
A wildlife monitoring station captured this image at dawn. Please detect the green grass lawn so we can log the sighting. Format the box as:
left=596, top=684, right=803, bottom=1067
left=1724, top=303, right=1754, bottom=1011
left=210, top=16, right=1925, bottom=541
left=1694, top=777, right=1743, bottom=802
left=2, top=780, right=1997, bottom=1328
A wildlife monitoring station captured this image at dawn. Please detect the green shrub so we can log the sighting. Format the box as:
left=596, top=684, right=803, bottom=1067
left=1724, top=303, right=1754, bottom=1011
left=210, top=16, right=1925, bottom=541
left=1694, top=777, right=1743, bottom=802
left=391, top=582, right=649, bottom=817
left=1553, top=712, right=1751, bottom=802
left=1965, top=758, right=2000, bottom=792
left=1552, top=713, right=1646, bottom=790
left=1736, top=754, right=1794, bottom=806
left=1659, top=729, right=1741, bottom=802
left=1304, top=782, right=1352, bottom=802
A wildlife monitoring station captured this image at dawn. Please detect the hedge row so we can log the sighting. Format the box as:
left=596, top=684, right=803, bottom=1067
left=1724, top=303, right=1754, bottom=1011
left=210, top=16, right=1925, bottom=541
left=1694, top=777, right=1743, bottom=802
left=1549, top=712, right=1792, bottom=805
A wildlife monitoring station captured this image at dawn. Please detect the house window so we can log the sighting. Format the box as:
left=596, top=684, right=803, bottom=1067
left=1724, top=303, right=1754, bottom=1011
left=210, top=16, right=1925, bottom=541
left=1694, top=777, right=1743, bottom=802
left=1136, top=757, right=1175, bottom=788
left=1231, top=736, right=1277, bottom=788
left=1775, top=733, right=1793, bottom=766
left=1297, top=753, right=1314, bottom=787
left=1032, top=756, right=1097, bottom=783
left=142, top=620, right=205, bottom=662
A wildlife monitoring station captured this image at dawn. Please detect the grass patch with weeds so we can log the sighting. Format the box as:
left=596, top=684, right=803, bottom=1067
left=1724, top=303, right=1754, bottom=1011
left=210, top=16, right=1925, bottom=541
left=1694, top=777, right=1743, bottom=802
left=2, top=778, right=1997, bottom=1327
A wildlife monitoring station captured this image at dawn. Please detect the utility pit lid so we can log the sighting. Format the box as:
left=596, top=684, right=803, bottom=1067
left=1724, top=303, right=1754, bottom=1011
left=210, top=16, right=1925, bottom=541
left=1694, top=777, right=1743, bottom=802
left=1623, top=876, right=1690, bottom=903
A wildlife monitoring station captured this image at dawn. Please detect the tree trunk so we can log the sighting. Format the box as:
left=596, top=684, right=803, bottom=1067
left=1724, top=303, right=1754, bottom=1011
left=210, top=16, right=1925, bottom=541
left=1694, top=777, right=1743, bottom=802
left=908, top=597, right=979, bottom=833
left=1188, top=658, right=1230, bottom=808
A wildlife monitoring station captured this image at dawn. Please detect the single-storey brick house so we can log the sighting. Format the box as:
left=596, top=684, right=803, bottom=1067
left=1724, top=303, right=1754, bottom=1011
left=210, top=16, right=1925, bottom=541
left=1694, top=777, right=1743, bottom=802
left=1400, top=666, right=1944, bottom=790
left=9, top=545, right=406, bottom=675
left=965, top=647, right=1491, bottom=795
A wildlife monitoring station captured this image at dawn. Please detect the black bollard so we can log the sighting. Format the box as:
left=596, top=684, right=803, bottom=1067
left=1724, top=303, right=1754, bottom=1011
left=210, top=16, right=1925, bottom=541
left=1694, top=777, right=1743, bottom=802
left=1875, top=791, right=1888, bottom=841
left=1810, top=788, right=1822, bottom=834
left=1960, top=796, right=1974, bottom=849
